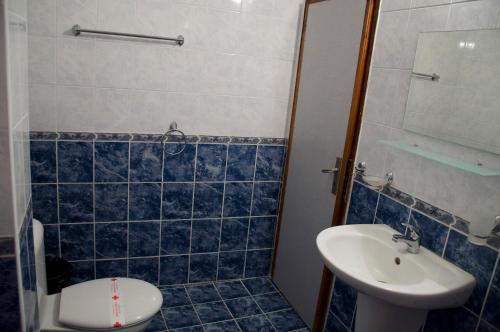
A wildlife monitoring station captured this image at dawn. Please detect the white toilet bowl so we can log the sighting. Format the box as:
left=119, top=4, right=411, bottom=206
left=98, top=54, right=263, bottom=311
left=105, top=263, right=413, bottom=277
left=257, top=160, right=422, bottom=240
left=33, top=219, right=163, bottom=332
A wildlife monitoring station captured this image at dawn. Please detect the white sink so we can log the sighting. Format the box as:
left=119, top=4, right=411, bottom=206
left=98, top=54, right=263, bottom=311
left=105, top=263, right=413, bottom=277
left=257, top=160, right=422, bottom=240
left=316, top=224, right=475, bottom=332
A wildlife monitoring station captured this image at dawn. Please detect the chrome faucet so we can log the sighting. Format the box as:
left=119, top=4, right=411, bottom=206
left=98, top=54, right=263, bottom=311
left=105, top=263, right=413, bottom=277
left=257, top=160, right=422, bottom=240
left=392, top=223, right=422, bottom=254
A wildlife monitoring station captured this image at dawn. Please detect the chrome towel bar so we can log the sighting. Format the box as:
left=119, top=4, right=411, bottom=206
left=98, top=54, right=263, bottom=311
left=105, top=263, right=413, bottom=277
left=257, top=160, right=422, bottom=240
left=71, top=24, right=184, bottom=46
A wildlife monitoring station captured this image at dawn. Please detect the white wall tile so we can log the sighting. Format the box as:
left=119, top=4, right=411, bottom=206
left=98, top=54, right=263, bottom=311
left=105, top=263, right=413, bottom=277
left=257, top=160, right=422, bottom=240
left=412, top=0, right=451, bottom=8
left=372, top=10, right=410, bottom=69
left=56, top=37, right=95, bottom=85
left=28, top=36, right=56, bottom=84
left=97, top=0, right=137, bottom=34
left=447, top=0, right=500, bottom=30
left=29, top=84, right=57, bottom=132
left=94, top=41, right=134, bottom=89
left=28, top=0, right=56, bottom=36
left=381, top=0, right=412, bottom=12
left=56, top=0, right=97, bottom=36
left=56, top=85, right=95, bottom=132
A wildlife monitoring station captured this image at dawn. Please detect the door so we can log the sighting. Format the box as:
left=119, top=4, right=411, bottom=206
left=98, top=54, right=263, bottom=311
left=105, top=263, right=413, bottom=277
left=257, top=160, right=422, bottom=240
left=272, top=0, right=368, bottom=327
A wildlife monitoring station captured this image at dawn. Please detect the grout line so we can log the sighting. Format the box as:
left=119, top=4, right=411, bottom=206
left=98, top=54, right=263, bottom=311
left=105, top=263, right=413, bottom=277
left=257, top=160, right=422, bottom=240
left=184, top=284, right=207, bottom=331
left=126, top=141, right=131, bottom=277
left=215, top=143, right=230, bottom=281
left=187, top=143, right=198, bottom=283
left=476, top=253, right=499, bottom=332
left=92, top=140, right=96, bottom=279
left=158, top=141, right=166, bottom=286
left=55, top=140, right=61, bottom=257
left=243, top=145, right=259, bottom=278
left=239, top=278, right=278, bottom=331
left=211, top=281, right=244, bottom=332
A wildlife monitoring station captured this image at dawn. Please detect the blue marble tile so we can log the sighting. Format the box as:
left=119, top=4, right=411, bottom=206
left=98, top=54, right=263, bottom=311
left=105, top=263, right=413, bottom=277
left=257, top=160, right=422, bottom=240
left=95, top=222, right=128, bottom=259
left=95, top=259, right=127, bottom=278
left=160, top=286, right=191, bottom=308
left=330, top=278, right=357, bottom=328
left=255, top=145, right=285, bottom=181
left=160, top=255, right=189, bottom=285
left=254, top=292, right=289, bottom=312
left=346, top=182, right=378, bottom=225
left=129, top=221, right=160, bottom=257
left=162, top=183, right=194, bottom=220
left=186, top=283, right=221, bottom=304
left=477, top=321, right=499, bottom=332
left=248, top=217, right=276, bottom=249
left=145, top=312, right=167, bottom=332
left=59, top=132, right=95, bottom=141
left=191, top=219, right=221, bottom=253
left=58, top=141, right=93, bottom=183
left=226, top=145, right=257, bottom=181
left=237, top=315, right=274, bottom=332
left=325, top=311, right=349, bottom=332
left=95, top=133, right=131, bottom=141
left=414, top=199, right=454, bottom=225
left=220, top=218, right=249, bottom=251
left=204, top=320, right=240, bottom=332
left=223, top=182, right=252, bottom=217
left=0, top=238, right=15, bottom=256
left=69, top=260, right=95, bottom=285
left=60, top=223, right=94, bottom=260
left=195, top=144, right=227, bottom=181
left=58, top=184, right=94, bottom=223
left=129, top=183, right=161, bottom=221
left=217, top=251, right=245, bottom=280
left=215, top=280, right=250, bottom=300
left=375, top=194, right=409, bottom=234
left=94, top=142, right=129, bottom=182
left=424, top=307, right=478, bottom=332
left=482, top=269, right=499, bottom=328
left=189, top=253, right=218, bottom=283
left=32, top=184, right=58, bottom=224
left=381, top=186, right=414, bottom=207
left=444, top=230, right=498, bottom=314
left=251, top=182, right=281, bottom=216
left=260, top=138, right=286, bottom=145
left=242, top=277, right=276, bottom=295
left=43, top=225, right=60, bottom=256
left=30, top=131, right=58, bottom=140
left=193, top=183, right=224, bottom=218
left=161, top=220, right=191, bottom=255
left=128, top=258, right=159, bottom=285
left=130, top=143, right=163, bottom=182
left=95, top=184, right=128, bottom=222
left=225, top=296, right=262, bottom=318
left=194, top=301, right=232, bottom=324
left=266, top=308, right=307, bottom=332
left=164, top=144, right=196, bottom=182
left=30, top=141, right=57, bottom=183
left=163, top=305, right=201, bottom=330
left=0, top=257, right=20, bottom=332
left=171, top=326, right=204, bottom=332
left=409, top=211, right=448, bottom=256
left=244, top=250, right=272, bottom=278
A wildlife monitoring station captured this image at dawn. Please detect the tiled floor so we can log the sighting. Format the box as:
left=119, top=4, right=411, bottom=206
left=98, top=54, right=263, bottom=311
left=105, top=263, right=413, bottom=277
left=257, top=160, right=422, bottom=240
left=146, top=277, right=310, bottom=332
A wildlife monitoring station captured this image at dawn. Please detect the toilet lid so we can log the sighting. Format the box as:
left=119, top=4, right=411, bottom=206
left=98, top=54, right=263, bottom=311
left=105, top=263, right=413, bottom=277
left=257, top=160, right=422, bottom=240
left=59, top=278, right=162, bottom=330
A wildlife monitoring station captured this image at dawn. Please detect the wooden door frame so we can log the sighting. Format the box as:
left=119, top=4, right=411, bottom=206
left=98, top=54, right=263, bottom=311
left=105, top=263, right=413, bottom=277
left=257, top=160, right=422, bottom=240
left=270, top=0, right=381, bottom=331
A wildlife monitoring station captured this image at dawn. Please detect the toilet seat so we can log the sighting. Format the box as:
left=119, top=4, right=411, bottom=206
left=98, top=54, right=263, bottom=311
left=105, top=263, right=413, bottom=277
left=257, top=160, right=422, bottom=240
left=59, top=278, right=162, bottom=330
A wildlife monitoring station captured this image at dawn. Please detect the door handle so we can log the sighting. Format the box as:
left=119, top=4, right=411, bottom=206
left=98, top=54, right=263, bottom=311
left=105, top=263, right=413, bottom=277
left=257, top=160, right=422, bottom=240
left=322, top=157, right=342, bottom=194
left=321, top=168, right=339, bottom=174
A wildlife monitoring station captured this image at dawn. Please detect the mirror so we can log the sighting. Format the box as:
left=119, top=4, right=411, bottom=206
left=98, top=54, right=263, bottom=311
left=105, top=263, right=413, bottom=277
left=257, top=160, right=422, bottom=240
left=403, top=29, right=500, bottom=155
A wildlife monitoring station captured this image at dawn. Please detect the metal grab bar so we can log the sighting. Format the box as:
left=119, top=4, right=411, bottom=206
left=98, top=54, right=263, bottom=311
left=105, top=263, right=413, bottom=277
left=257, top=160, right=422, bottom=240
left=411, top=72, right=440, bottom=81
left=72, top=24, right=184, bottom=46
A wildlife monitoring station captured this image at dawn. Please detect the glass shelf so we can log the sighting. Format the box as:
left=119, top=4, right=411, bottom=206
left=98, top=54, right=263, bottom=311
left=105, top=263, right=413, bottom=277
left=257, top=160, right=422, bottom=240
left=378, top=140, right=500, bottom=177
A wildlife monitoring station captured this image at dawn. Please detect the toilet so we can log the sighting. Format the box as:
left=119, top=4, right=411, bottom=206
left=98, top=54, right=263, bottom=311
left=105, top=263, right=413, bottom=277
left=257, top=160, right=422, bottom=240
left=33, top=219, right=163, bottom=332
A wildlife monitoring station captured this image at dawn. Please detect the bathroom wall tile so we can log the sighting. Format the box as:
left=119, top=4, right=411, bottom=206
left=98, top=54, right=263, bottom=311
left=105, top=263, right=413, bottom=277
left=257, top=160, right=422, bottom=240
left=129, top=183, right=161, bottom=221
left=30, top=140, right=56, bottom=183
left=56, top=38, right=95, bottom=85
left=248, top=217, right=276, bottom=249
left=58, top=184, right=93, bottom=223
left=244, top=250, right=272, bottom=278
left=220, top=218, right=249, bottom=251
left=43, top=224, right=59, bottom=256
left=164, top=143, right=196, bottom=182
left=162, top=183, right=194, bottom=220
left=251, top=182, right=281, bottom=216
left=226, top=145, right=257, bottom=181
left=424, top=307, right=478, bottom=332
left=409, top=211, right=448, bottom=255
left=129, top=221, right=160, bottom=257
left=266, top=308, right=307, bottom=332
left=29, top=36, right=56, bottom=84
left=95, top=259, right=127, bottom=278
left=195, top=144, right=227, bottom=182
left=186, top=283, right=221, bottom=304
left=255, top=145, right=285, bottom=181
left=57, top=141, right=93, bottom=183
left=69, top=260, right=95, bottom=285
left=163, top=304, right=201, bottom=330
left=161, top=286, right=191, bottom=308
left=28, top=0, right=56, bottom=36
left=223, top=182, right=252, bottom=217
left=216, top=280, right=250, bottom=300
left=242, top=277, right=276, bottom=295
left=94, top=142, right=129, bottom=182
left=447, top=0, right=500, bottom=30
left=95, top=222, right=127, bottom=259
left=218, top=251, right=245, bottom=280
left=95, top=184, right=128, bottom=222
left=193, top=183, right=224, bottom=219
left=237, top=315, right=274, bottom=332
left=189, top=253, right=218, bottom=283
left=161, top=220, right=191, bottom=255
left=372, top=10, right=410, bottom=69
left=254, top=292, right=289, bottom=313
left=32, top=184, right=57, bottom=224
left=381, top=185, right=414, bottom=207
left=160, top=255, right=189, bottom=285
left=444, top=230, right=498, bottom=314
left=191, top=219, right=221, bottom=253
left=194, top=301, right=232, bottom=324
left=128, top=257, right=159, bottom=285
left=225, top=296, right=262, bottom=318
left=330, top=278, right=357, bottom=328
left=375, top=194, right=410, bottom=233
left=346, top=182, right=379, bottom=225
left=130, top=143, right=163, bottom=182
left=60, top=223, right=94, bottom=260
left=413, top=199, right=454, bottom=225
